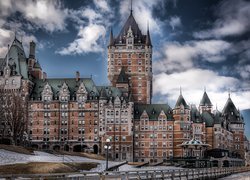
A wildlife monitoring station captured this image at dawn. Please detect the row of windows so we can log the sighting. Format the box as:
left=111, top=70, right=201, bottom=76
left=41, top=112, right=98, bottom=117
left=135, top=133, right=173, bottom=139
left=109, top=53, right=152, bottom=59
left=106, top=118, right=128, bottom=124
left=135, top=125, right=173, bottom=131
left=32, top=119, right=98, bottom=126
left=135, top=142, right=173, bottom=147
left=108, top=67, right=152, bottom=73
left=106, top=126, right=127, bottom=131
left=109, top=59, right=152, bottom=66
left=135, top=150, right=173, bottom=157
left=31, top=136, right=98, bottom=142
left=1, top=79, right=16, bottom=85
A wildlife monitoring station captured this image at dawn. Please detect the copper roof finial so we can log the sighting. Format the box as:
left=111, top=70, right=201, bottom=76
left=130, top=0, right=133, bottom=15
left=6, top=44, right=9, bottom=67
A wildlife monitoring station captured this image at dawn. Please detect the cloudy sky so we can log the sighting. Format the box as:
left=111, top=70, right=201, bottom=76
left=0, top=0, right=249, bottom=111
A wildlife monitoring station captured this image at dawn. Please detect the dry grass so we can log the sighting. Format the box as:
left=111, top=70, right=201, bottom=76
left=0, top=144, right=34, bottom=155
left=0, top=162, right=98, bottom=175
left=127, top=162, right=144, bottom=166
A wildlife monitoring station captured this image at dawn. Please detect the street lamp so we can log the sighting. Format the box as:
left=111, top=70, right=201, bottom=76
left=104, top=138, right=111, bottom=171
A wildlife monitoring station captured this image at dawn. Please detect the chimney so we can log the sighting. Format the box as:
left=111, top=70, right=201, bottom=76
left=29, top=41, right=36, bottom=59
left=76, top=71, right=80, bottom=81
left=43, top=72, right=47, bottom=82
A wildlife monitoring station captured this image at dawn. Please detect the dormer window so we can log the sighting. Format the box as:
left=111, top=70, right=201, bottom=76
left=42, top=83, right=53, bottom=102
left=5, top=80, right=8, bottom=85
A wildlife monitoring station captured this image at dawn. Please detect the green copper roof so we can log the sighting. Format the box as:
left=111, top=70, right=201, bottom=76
left=201, top=111, right=214, bottom=127
left=214, top=109, right=222, bottom=124
left=200, top=91, right=212, bottom=106
left=31, top=78, right=98, bottom=100
left=96, top=86, right=123, bottom=99
left=175, top=94, right=189, bottom=109
left=222, top=97, right=243, bottom=123
left=8, top=38, right=28, bottom=79
left=190, top=104, right=203, bottom=123
left=134, top=104, right=173, bottom=121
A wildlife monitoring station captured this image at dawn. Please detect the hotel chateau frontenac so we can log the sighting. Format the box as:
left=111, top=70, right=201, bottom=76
left=0, top=9, right=249, bottom=167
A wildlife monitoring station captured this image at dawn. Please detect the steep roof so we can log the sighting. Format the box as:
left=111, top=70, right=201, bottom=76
left=214, top=109, right=222, bottom=124
left=108, top=28, right=114, bottom=46
left=99, top=87, right=108, bottom=100
left=222, top=97, right=243, bottom=123
left=0, top=37, right=28, bottom=79
left=145, top=28, right=152, bottom=47
left=118, top=12, right=142, bottom=38
left=114, top=12, right=146, bottom=44
left=134, top=104, right=173, bottom=121
left=96, top=86, right=123, bottom=101
left=201, top=111, right=215, bottom=127
left=31, top=78, right=99, bottom=100
left=116, top=67, right=129, bottom=83
left=222, top=97, right=238, bottom=115
left=200, top=91, right=212, bottom=106
left=175, top=94, right=189, bottom=109
left=190, top=104, right=202, bottom=123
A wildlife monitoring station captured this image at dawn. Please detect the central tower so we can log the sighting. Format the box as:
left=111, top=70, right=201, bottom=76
left=107, top=9, right=153, bottom=104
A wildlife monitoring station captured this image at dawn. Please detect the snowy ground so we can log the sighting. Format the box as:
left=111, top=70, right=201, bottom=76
left=0, top=149, right=120, bottom=172
left=0, top=149, right=181, bottom=172
left=219, top=171, right=250, bottom=180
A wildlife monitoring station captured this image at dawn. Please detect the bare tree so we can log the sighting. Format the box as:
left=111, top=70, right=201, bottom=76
left=0, top=90, right=28, bottom=145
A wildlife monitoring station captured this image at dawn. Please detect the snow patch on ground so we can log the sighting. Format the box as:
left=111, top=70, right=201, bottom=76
left=0, top=149, right=120, bottom=172
left=0, top=149, right=182, bottom=172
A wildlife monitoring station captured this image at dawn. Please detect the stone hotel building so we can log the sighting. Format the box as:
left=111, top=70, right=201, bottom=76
left=0, top=8, right=247, bottom=166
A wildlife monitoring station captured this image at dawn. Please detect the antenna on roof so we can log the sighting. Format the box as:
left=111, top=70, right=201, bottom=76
left=20, top=34, right=23, bottom=43
left=130, top=0, right=133, bottom=15
left=6, top=44, right=9, bottom=66
left=14, top=28, right=17, bottom=40
left=147, top=20, right=149, bottom=32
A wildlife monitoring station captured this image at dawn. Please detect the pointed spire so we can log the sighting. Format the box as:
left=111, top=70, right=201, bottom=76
left=200, top=90, right=212, bottom=106
left=228, top=88, right=231, bottom=98
left=108, top=27, right=114, bottom=46
left=145, top=21, right=152, bottom=47
left=6, top=44, right=9, bottom=67
left=180, top=86, right=182, bottom=95
left=14, top=29, right=17, bottom=40
left=130, top=0, right=133, bottom=15
left=204, top=86, right=206, bottom=92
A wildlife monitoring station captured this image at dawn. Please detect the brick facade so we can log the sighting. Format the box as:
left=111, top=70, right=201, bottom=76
left=0, top=10, right=246, bottom=164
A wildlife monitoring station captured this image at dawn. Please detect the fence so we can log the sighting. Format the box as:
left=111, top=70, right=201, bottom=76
left=1, top=166, right=250, bottom=179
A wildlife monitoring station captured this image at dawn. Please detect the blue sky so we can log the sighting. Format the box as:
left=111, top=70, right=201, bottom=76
left=0, top=0, right=249, bottom=112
